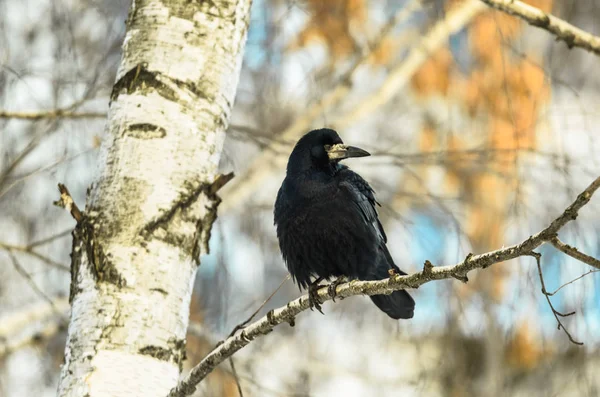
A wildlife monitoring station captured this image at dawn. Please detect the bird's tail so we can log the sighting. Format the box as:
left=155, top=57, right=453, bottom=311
left=368, top=265, right=415, bottom=319
left=370, top=290, right=414, bottom=319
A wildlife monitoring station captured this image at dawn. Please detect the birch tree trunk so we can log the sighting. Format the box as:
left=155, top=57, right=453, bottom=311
left=57, top=0, right=252, bottom=396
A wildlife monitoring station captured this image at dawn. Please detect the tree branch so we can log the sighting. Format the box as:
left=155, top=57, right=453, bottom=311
left=0, top=241, right=70, bottom=271
left=226, top=274, right=290, bottom=338
left=550, top=237, right=600, bottom=270
left=168, top=176, right=600, bottom=397
left=0, top=298, right=69, bottom=358
left=546, top=269, right=599, bottom=297
left=480, top=0, right=600, bottom=56
left=0, top=320, right=65, bottom=358
left=0, top=109, right=106, bottom=120
left=0, top=298, right=69, bottom=339
left=53, top=183, right=83, bottom=222
left=7, top=252, right=60, bottom=308
left=532, top=252, right=582, bottom=345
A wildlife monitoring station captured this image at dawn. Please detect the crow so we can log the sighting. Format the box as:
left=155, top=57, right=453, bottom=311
left=274, top=128, right=415, bottom=319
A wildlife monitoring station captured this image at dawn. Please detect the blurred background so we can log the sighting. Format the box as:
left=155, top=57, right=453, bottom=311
left=1, top=0, right=600, bottom=396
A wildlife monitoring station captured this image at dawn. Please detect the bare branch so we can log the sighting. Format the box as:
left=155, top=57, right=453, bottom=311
left=0, top=109, right=106, bottom=120
left=550, top=237, right=600, bottom=270
left=532, top=252, right=583, bottom=345
left=7, top=251, right=58, bottom=308
left=546, top=269, right=599, bottom=297
left=228, top=358, right=244, bottom=397
left=480, top=0, right=600, bottom=56
left=0, top=229, right=72, bottom=272
left=0, top=298, right=69, bottom=358
left=227, top=274, right=290, bottom=338
left=53, top=183, right=83, bottom=222
left=168, top=176, right=600, bottom=397
left=0, top=320, right=65, bottom=358
left=0, top=148, right=95, bottom=200
left=0, top=241, right=69, bottom=271
left=209, top=172, right=236, bottom=195
left=0, top=298, right=69, bottom=339
left=28, top=229, right=73, bottom=248
left=0, top=132, right=46, bottom=189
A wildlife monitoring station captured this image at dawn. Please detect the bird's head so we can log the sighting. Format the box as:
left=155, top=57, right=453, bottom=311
left=286, top=128, right=370, bottom=175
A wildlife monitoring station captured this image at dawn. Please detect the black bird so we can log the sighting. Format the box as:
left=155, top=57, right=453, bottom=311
left=274, top=128, right=415, bottom=319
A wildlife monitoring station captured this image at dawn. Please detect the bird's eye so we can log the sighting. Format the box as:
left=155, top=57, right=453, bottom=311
left=323, top=144, right=332, bottom=151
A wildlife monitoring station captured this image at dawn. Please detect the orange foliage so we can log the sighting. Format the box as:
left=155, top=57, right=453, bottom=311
left=443, top=134, right=469, bottom=196
left=419, top=124, right=439, bottom=152
left=368, top=35, right=402, bottom=66
left=408, top=3, right=553, bottom=303
left=470, top=13, right=521, bottom=62
left=290, top=0, right=367, bottom=60
left=463, top=5, right=551, bottom=300
left=523, top=0, right=553, bottom=12
left=412, top=48, right=454, bottom=96
left=444, top=0, right=469, bottom=9
left=506, top=322, right=548, bottom=370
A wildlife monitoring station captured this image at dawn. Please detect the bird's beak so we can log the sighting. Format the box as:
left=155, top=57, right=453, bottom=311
left=326, top=144, right=371, bottom=161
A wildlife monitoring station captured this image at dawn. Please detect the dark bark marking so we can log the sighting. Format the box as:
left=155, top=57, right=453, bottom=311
left=141, top=173, right=234, bottom=262
left=110, top=64, right=178, bottom=104
left=124, top=123, right=167, bottom=139
left=110, top=63, right=213, bottom=105
left=139, top=338, right=186, bottom=371
left=150, top=287, right=168, bottom=296
left=68, top=209, right=129, bottom=301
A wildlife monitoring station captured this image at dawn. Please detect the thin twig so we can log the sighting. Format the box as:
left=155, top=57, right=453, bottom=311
left=29, top=229, right=73, bottom=248
left=546, top=269, right=600, bottom=297
left=0, top=229, right=72, bottom=272
left=530, top=252, right=583, bottom=345
left=550, top=237, right=600, bottom=270
left=229, top=358, right=244, bottom=397
left=167, top=176, right=600, bottom=397
left=0, top=118, right=65, bottom=192
left=7, top=252, right=58, bottom=309
left=0, top=148, right=95, bottom=200
left=0, top=131, right=45, bottom=189
left=0, top=242, right=69, bottom=271
left=480, top=0, right=600, bottom=56
left=227, top=274, right=291, bottom=338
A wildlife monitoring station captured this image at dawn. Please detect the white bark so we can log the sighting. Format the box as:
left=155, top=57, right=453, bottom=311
left=57, top=0, right=252, bottom=396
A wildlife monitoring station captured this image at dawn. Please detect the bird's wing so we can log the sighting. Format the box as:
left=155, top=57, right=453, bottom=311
left=338, top=167, right=387, bottom=244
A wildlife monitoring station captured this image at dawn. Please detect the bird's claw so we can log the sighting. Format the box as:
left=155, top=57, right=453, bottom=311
left=328, top=276, right=347, bottom=302
left=308, top=283, right=324, bottom=314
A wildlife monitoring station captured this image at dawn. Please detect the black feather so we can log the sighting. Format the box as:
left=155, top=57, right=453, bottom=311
left=274, top=128, right=415, bottom=319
